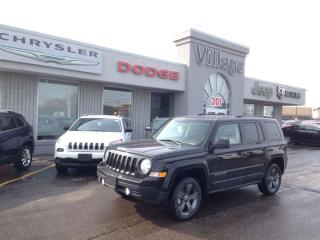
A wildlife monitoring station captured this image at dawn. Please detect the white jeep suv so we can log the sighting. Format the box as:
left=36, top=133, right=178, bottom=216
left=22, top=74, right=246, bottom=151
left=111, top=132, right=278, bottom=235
left=54, top=115, right=132, bottom=173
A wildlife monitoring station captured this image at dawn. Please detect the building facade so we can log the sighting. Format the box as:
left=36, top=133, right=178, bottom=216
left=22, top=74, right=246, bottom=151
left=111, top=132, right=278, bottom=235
left=0, top=25, right=305, bottom=154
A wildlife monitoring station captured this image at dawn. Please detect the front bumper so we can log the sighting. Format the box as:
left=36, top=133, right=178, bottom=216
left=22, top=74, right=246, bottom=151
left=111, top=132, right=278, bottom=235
left=55, top=157, right=103, bottom=167
left=97, top=165, right=168, bottom=204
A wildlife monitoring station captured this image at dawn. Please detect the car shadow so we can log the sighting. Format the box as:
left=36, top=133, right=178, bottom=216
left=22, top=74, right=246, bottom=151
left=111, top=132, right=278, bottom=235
left=133, top=186, right=265, bottom=236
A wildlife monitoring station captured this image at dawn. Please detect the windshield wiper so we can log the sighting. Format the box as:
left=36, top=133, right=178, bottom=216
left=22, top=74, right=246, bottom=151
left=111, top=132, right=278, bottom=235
left=158, top=139, right=183, bottom=145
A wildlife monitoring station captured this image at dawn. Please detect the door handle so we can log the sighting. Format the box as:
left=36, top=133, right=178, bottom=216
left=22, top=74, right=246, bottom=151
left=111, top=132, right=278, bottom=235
left=264, top=147, right=273, bottom=152
left=239, top=152, right=249, bottom=158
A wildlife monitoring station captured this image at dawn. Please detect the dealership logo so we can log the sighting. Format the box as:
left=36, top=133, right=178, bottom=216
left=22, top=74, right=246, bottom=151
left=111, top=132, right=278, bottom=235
left=0, top=45, right=99, bottom=66
left=251, top=81, right=273, bottom=99
left=277, top=86, right=286, bottom=99
left=195, top=44, right=244, bottom=76
left=117, top=61, right=179, bottom=81
left=277, top=86, right=301, bottom=99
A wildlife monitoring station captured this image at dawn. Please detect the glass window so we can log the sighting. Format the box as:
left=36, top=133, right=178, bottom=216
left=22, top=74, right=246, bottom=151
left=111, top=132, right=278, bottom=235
left=37, top=80, right=78, bottom=140
left=153, top=119, right=211, bottom=146
left=70, top=118, right=122, bottom=132
left=264, top=122, right=281, bottom=141
left=214, top=124, right=241, bottom=145
left=256, top=123, right=265, bottom=142
left=0, top=115, right=17, bottom=131
left=103, top=89, right=132, bottom=127
left=244, top=104, right=255, bottom=116
left=264, top=105, right=274, bottom=117
left=151, top=93, right=171, bottom=120
left=203, top=73, right=231, bottom=115
left=14, top=116, right=26, bottom=127
left=243, top=123, right=259, bottom=144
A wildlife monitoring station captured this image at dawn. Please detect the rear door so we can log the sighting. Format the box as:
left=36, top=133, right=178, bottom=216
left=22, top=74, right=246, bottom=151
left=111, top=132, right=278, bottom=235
left=207, top=122, right=246, bottom=192
left=240, top=121, right=267, bottom=184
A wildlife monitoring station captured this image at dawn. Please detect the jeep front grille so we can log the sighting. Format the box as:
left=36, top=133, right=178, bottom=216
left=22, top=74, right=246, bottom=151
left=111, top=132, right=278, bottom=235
left=104, top=151, right=138, bottom=175
left=68, top=142, right=105, bottom=151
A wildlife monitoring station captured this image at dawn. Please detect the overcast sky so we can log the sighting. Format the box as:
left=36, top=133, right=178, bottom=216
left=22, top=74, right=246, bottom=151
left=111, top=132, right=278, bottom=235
left=1, top=0, right=319, bottom=107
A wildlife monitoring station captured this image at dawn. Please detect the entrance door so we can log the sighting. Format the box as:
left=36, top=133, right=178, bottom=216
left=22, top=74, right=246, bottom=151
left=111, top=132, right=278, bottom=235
left=150, top=92, right=172, bottom=120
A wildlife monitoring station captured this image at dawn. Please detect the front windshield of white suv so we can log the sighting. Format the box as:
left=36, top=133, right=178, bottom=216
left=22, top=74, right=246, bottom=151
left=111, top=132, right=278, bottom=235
left=70, top=118, right=122, bottom=132
left=153, top=119, right=211, bottom=145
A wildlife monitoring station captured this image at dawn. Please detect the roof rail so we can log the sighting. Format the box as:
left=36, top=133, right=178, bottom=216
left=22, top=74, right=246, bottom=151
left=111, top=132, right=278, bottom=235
left=237, top=115, right=273, bottom=119
left=0, top=110, right=16, bottom=114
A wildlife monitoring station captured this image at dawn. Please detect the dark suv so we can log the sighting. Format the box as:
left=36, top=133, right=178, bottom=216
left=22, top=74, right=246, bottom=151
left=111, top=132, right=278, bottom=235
left=0, top=111, right=34, bottom=170
left=97, top=116, right=287, bottom=220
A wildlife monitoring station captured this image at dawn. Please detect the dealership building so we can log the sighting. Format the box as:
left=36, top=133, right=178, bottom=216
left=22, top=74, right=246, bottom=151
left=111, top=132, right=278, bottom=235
left=0, top=25, right=305, bottom=154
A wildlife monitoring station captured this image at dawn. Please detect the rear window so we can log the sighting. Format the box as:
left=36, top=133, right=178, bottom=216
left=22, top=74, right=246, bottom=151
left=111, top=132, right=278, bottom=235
left=14, top=116, right=26, bottom=127
left=264, top=122, right=282, bottom=141
left=0, top=115, right=17, bottom=131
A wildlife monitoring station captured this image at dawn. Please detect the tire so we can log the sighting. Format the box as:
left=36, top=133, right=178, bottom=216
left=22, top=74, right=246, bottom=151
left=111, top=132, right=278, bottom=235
left=55, top=164, right=68, bottom=174
left=258, top=163, right=282, bottom=196
left=13, top=145, right=32, bottom=171
left=169, top=177, right=202, bottom=221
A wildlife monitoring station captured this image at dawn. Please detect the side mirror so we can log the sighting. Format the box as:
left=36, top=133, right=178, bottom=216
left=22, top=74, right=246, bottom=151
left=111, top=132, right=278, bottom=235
left=125, top=128, right=132, bottom=133
left=214, top=139, right=230, bottom=149
left=208, top=139, right=230, bottom=154
left=64, top=126, right=70, bottom=131
left=145, top=126, right=152, bottom=132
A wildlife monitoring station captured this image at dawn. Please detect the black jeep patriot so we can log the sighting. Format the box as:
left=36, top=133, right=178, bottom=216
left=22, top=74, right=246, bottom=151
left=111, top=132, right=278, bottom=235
left=97, top=116, right=287, bottom=220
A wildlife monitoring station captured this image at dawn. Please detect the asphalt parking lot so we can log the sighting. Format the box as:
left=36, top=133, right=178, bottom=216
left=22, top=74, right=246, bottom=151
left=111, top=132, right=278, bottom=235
left=1, top=145, right=320, bottom=240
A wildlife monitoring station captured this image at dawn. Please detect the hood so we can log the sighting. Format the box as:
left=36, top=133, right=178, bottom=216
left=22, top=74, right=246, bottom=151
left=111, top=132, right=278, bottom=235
left=59, top=131, right=123, bottom=145
left=112, top=139, right=204, bottom=159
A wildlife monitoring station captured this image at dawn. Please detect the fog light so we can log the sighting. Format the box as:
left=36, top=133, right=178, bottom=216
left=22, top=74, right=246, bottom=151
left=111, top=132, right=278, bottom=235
left=125, top=188, right=130, bottom=196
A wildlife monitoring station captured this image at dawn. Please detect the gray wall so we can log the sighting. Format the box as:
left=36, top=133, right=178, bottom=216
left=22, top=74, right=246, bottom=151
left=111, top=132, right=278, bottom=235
left=0, top=72, right=37, bottom=126
left=79, top=82, right=103, bottom=116
left=132, top=88, right=151, bottom=139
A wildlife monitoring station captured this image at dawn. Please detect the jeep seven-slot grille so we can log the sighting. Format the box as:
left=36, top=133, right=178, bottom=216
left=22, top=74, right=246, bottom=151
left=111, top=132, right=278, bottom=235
left=104, top=151, right=138, bottom=175
left=68, top=142, right=105, bottom=151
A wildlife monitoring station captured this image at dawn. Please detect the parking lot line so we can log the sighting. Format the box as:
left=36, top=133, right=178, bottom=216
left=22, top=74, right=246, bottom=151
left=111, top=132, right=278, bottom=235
left=0, top=164, right=55, bottom=188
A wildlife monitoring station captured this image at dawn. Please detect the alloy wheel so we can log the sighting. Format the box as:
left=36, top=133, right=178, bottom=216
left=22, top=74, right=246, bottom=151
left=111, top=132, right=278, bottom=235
left=267, top=166, right=281, bottom=193
left=176, top=182, right=200, bottom=217
left=22, top=148, right=32, bottom=167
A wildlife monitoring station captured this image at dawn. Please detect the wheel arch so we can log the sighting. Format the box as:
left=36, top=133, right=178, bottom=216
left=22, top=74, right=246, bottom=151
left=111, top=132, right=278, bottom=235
left=166, top=164, right=209, bottom=201
left=268, top=157, right=285, bottom=174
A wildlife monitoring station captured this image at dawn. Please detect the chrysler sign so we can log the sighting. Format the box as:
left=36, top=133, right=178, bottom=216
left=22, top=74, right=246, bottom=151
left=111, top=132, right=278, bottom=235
left=0, top=29, right=102, bottom=74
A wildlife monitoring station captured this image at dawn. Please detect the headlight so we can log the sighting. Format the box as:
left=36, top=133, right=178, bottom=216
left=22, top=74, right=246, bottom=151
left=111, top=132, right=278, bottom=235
left=139, top=158, right=152, bottom=174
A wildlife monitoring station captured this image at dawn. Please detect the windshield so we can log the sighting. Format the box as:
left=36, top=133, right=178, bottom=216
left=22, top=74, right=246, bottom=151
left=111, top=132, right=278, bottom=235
left=152, top=119, right=168, bottom=131
left=70, top=118, right=122, bottom=132
left=153, top=119, right=212, bottom=145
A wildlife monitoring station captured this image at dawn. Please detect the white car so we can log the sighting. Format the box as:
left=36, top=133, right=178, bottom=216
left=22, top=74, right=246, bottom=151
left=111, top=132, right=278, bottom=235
left=54, top=115, right=132, bottom=173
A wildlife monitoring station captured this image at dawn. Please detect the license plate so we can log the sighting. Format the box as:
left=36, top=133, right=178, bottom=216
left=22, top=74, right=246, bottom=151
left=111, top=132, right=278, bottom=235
left=104, top=175, right=116, bottom=188
left=78, top=154, right=92, bottom=161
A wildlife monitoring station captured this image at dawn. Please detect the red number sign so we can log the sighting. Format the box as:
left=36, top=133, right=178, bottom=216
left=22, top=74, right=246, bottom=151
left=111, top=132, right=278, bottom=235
left=211, top=96, right=223, bottom=107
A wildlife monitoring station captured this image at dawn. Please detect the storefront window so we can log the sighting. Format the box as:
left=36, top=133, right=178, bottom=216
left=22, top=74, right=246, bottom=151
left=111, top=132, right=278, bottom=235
left=151, top=92, right=171, bottom=120
left=37, top=80, right=78, bottom=140
left=264, top=105, right=274, bottom=117
left=244, top=104, right=255, bottom=116
left=203, top=73, right=230, bottom=115
left=103, top=88, right=132, bottom=127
